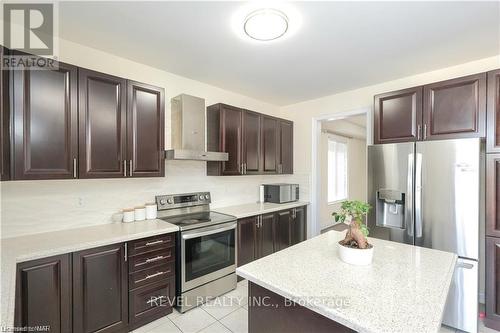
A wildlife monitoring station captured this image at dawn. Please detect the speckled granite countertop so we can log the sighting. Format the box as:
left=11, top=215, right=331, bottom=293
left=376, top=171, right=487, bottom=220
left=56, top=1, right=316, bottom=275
left=0, top=220, right=179, bottom=328
left=215, top=201, right=309, bottom=219
left=237, top=230, right=457, bottom=333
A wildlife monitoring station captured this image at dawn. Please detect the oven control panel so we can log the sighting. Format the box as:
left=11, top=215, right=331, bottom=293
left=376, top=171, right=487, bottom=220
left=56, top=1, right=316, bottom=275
left=156, top=192, right=211, bottom=210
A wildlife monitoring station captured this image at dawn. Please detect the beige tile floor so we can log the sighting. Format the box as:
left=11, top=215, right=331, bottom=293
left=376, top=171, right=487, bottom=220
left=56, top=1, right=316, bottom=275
left=135, top=279, right=497, bottom=333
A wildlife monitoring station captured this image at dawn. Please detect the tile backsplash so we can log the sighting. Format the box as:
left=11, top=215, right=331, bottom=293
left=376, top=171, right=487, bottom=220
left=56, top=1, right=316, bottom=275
left=0, top=161, right=309, bottom=238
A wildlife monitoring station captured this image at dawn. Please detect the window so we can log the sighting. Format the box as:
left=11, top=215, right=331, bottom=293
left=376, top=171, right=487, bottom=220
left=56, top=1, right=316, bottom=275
left=328, top=137, right=348, bottom=203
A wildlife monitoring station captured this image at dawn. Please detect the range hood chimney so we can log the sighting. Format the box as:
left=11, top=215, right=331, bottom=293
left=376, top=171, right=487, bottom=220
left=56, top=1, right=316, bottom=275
left=165, top=94, right=228, bottom=161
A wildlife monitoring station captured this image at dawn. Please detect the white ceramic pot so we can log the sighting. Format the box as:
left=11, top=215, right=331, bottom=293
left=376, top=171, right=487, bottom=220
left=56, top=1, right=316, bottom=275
left=338, top=242, right=374, bottom=265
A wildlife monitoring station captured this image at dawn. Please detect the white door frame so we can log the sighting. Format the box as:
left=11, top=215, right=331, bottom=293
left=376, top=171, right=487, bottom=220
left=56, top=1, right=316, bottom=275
left=310, top=107, right=372, bottom=237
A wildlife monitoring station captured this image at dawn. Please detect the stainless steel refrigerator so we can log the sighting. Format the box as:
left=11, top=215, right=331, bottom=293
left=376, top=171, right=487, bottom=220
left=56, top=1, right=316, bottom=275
left=368, top=138, right=481, bottom=333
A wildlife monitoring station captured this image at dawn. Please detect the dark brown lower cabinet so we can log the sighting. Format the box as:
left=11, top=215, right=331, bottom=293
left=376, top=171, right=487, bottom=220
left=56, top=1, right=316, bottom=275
left=276, top=210, right=292, bottom=251
left=486, top=236, right=500, bottom=330
left=291, top=206, right=307, bottom=245
left=257, top=213, right=275, bottom=258
left=73, top=243, right=128, bottom=333
left=15, top=254, right=72, bottom=333
left=237, top=216, right=258, bottom=267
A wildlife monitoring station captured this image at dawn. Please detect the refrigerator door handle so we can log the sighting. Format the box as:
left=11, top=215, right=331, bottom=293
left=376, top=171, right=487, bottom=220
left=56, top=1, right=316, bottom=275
left=406, top=153, right=414, bottom=238
left=456, top=262, right=474, bottom=270
left=415, top=153, right=423, bottom=239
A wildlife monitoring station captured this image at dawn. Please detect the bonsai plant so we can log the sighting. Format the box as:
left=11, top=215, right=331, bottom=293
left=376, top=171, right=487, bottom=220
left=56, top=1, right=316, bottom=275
left=332, top=200, right=373, bottom=265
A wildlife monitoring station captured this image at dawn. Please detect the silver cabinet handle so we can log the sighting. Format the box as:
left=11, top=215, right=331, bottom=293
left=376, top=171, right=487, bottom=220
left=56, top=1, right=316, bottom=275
left=423, top=124, right=427, bottom=140
left=135, top=270, right=168, bottom=284
left=417, top=125, right=421, bottom=140
left=145, top=255, right=165, bottom=263
left=244, top=163, right=247, bottom=174
left=123, top=160, right=127, bottom=177
left=124, top=243, right=128, bottom=262
left=73, top=158, right=77, bottom=178
left=259, top=216, right=262, bottom=228
left=129, top=160, right=133, bottom=177
left=240, top=164, right=244, bottom=175
left=145, top=240, right=164, bottom=246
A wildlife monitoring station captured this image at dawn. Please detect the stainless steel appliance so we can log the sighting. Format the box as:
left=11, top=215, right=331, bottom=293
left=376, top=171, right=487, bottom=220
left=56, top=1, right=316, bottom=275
left=368, top=138, right=481, bottom=333
left=165, top=94, right=228, bottom=161
left=263, top=183, right=299, bottom=203
left=156, top=192, right=237, bottom=312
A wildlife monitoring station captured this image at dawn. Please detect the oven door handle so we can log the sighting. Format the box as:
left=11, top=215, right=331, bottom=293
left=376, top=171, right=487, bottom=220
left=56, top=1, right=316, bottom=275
left=181, top=222, right=237, bottom=240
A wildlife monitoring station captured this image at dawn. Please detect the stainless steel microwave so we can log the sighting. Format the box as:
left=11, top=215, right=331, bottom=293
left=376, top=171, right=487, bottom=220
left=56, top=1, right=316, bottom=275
left=263, top=184, right=299, bottom=204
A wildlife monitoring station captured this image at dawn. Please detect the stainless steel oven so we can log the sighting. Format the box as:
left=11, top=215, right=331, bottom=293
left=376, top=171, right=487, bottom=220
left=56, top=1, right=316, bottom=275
left=181, top=221, right=236, bottom=292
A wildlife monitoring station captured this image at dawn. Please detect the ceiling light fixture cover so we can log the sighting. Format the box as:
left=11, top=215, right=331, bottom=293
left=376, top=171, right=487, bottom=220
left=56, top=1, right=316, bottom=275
left=244, top=9, right=289, bottom=41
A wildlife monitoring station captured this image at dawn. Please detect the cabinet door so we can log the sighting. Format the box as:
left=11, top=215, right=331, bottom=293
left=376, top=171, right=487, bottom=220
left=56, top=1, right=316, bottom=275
left=1, top=46, right=10, bottom=180
left=127, top=81, right=165, bottom=177
left=237, top=216, right=258, bottom=266
left=291, top=206, right=307, bottom=245
left=12, top=61, right=78, bottom=180
left=79, top=69, right=127, bottom=178
left=374, top=87, right=422, bottom=144
left=279, top=120, right=293, bottom=174
left=15, top=254, right=72, bottom=333
left=487, top=69, right=500, bottom=153
left=257, top=213, right=275, bottom=259
left=242, top=110, right=261, bottom=174
left=221, top=105, right=243, bottom=175
left=423, top=73, right=486, bottom=140
left=262, top=116, right=279, bottom=174
left=73, top=243, right=128, bottom=333
left=486, top=236, right=500, bottom=330
left=275, top=210, right=292, bottom=251
left=487, top=154, right=500, bottom=237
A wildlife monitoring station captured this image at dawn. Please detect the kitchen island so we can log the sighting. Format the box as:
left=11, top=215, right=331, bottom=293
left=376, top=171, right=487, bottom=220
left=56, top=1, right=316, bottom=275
left=236, top=231, right=457, bottom=333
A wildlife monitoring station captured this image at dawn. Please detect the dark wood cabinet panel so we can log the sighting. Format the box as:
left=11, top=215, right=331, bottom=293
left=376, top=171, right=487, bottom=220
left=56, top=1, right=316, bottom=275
left=423, top=73, right=486, bottom=140
left=487, top=154, right=500, bottom=237
left=14, top=254, right=72, bottom=333
left=127, top=81, right=165, bottom=177
left=237, top=216, right=257, bottom=266
left=11, top=61, right=78, bottom=180
left=262, top=116, right=279, bottom=174
left=374, top=87, right=422, bottom=144
left=257, top=213, right=275, bottom=259
left=279, top=120, right=293, bottom=174
left=73, top=243, right=128, bottom=333
left=487, top=69, right=500, bottom=153
left=242, top=110, right=261, bottom=174
left=1, top=46, right=10, bottom=181
left=486, top=236, right=500, bottom=330
left=78, top=69, right=127, bottom=179
left=275, top=210, right=292, bottom=251
left=217, top=104, right=243, bottom=175
left=291, top=206, right=307, bottom=245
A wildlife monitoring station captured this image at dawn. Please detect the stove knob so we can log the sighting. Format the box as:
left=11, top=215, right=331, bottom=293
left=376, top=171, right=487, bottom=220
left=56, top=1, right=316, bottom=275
left=167, top=198, right=173, bottom=204
left=159, top=199, right=166, bottom=205
left=199, top=195, right=204, bottom=200
left=205, top=194, right=210, bottom=200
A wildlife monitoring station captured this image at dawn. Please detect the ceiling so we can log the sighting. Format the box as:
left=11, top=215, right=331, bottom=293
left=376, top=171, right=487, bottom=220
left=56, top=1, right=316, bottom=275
left=322, top=115, right=367, bottom=139
left=59, top=1, right=500, bottom=106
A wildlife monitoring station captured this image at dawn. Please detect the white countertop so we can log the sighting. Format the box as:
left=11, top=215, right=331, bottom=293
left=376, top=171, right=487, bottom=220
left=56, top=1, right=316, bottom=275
left=236, top=230, right=457, bottom=333
left=215, top=201, right=309, bottom=219
left=0, top=220, right=179, bottom=328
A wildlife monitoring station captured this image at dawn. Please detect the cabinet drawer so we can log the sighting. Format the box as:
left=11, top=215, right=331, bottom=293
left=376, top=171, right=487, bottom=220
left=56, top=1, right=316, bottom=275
left=129, top=278, right=175, bottom=330
left=129, top=262, right=175, bottom=290
left=128, top=233, right=175, bottom=256
left=129, top=247, right=175, bottom=273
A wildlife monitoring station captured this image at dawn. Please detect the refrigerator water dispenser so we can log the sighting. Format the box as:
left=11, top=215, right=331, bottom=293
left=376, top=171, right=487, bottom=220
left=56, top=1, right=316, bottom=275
left=376, top=189, right=405, bottom=229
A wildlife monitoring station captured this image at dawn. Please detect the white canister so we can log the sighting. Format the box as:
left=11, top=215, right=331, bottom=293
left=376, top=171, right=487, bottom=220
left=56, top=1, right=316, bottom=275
left=259, top=185, right=265, bottom=203
left=145, top=203, right=157, bottom=220
left=134, top=206, right=146, bottom=221
left=123, top=209, right=135, bottom=223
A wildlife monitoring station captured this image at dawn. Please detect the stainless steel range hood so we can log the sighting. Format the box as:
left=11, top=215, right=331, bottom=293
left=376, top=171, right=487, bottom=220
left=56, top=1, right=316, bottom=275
left=165, top=94, right=228, bottom=161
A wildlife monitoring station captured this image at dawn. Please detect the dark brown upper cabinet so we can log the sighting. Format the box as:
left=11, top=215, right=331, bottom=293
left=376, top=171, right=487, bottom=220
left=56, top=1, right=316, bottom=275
left=127, top=81, right=165, bottom=177
left=279, top=119, right=293, bottom=174
left=73, top=243, right=128, bottom=333
left=78, top=69, right=127, bottom=179
left=487, top=69, right=500, bottom=153
left=11, top=61, right=78, bottom=180
left=261, top=116, right=279, bottom=174
left=15, top=254, right=72, bottom=333
left=487, top=154, right=500, bottom=238
left=423, top=73, right=486, bottom=140
left=374, top=87, right=422, bottom=144
left=1, top=46, right=10, bottom=181
left=242, top=110, right=261, bottom=175
left=207, top=103, right=293, bottom=176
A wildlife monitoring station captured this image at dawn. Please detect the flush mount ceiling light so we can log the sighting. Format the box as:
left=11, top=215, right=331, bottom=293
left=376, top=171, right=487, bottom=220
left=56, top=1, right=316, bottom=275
left=243, top=9, right=289, bottom=41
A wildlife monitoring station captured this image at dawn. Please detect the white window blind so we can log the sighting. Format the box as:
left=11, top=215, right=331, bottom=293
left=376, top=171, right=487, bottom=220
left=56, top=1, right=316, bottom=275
left=327, top=137, right=348, bottom=203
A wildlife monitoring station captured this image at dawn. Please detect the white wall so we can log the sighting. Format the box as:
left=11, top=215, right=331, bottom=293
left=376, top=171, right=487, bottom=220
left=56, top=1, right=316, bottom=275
left=0, top=39, right=308, bottom=238
left=319, top=119, right=367, bottom=230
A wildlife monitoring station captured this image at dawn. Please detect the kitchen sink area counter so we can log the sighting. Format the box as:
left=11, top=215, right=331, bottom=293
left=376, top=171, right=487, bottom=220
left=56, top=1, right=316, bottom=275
left=215, top=201, right=310, bottom=219
left=236, top=230, right=457, bottom=333
left=0, top=220, right=179, bottom=328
